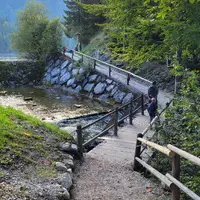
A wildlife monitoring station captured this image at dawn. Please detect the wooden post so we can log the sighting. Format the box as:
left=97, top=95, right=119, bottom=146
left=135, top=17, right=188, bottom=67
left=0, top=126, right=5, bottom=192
left=77, top=125, right=83, bottom=157
left=133, top=133, right=143, bottom=171
left=93, top=60, right=96, bottom=69
left=72, top=51, right=74, bottom=60
left=109, top=66, right=111, bottom=77
left=114, top=107, right=118, bottom=136
left=172, top=153, right=180, bottom=200
left=141, top=94, right=144, bottom=115
left=127, top=74, right=130, bottom=85
left=129, top=100, right=133, bottom=125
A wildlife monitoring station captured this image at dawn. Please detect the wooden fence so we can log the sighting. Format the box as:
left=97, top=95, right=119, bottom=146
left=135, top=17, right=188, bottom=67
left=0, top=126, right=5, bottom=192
left=76, top=94, right=146, bottom=156
left=134, top=134, right=200, bottom=200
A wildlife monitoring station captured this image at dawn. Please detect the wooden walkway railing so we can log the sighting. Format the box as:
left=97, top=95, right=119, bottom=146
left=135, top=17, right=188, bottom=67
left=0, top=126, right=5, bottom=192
left=133, top=135, right=200, bottom=200
left=76, top=94, right=146, bottom=156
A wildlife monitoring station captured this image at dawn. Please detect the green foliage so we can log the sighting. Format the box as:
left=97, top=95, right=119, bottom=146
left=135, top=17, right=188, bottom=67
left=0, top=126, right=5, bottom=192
left=0, top=18, right=15, bottom=54
left=83, top=0, right=200, bottom=68
left=11, top=1, right=62, bottom=60
left=63, top=0, right=105, bottom=45
left=152, top=70, right=200, bottom=198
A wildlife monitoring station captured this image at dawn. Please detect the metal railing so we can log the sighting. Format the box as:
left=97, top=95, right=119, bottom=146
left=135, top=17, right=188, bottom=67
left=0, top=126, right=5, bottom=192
left=68, top=49, right=152, bottom=93
left=76, top=94, right=146, bottom=156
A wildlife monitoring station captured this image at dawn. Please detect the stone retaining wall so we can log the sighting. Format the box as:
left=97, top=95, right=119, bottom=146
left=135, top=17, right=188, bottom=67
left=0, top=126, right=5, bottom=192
left=43, top=55, right=136, bottom=104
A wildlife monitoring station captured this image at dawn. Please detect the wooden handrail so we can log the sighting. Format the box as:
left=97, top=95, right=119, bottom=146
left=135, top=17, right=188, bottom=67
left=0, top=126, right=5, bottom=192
left=135, top=157, right=173, bottom=188
left=137, top=138, right=175, bottom=157
left=166, top=173, right=200, bottom=200
left=167, top=144, right=200, bottom=167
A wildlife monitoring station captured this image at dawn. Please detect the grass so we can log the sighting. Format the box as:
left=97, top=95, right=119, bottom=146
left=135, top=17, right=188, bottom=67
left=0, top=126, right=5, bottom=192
left=0, top=105, right=72, bottom=166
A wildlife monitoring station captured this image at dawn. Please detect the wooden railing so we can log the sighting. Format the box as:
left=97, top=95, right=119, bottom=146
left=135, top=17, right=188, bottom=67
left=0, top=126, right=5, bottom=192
left=68, top=49, right=152, bottom=92
left=76, top=94, right=146, bottom=156
left=133, top=136, right=200, bottom=200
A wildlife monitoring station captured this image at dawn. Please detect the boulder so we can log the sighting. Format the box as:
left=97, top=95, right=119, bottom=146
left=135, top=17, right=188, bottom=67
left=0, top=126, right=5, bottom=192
left=98, top=94, right=110, bottom=102
left=57, top=173, right=73, bottom=190
left=51, top=68, right=61, bottom=77
left=106, top=84, right=115, bottom=92
left=113, top=91, right=126, bottom=103
left=88, top=74, right=98, bottom=83
left=56, top=162, right=68, bottom=172
left=79, top=67, right=85, bottom=74
left=60, top=68, right=68, bottom=77
left=59, top=72, right=71, bottom=85
left=61, top=60, right=69, bottom=70
left=67, top=78, right=75, bottom=87
left=106, top=79, right=113, bottom=84
left=44, top=73, right=51, bottom=82
left=72, top=68, right=79, bottom=76
left=84, top=83, right=94, bottom=93
left=110, top=86, right=118, bottom=96
left=51, top=76, right=59, bottom=85
left=94, top=83, right=107, bottom=95
left=74, top=85, right=82, bottom=93
left=67, top=63, right=73, bottom=71
left=55, top=59, right=61, bottom=67
left=122, top=93, right=134, bottom=104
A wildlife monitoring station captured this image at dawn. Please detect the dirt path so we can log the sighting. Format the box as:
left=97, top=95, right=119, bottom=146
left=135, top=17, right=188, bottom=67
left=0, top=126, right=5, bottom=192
left=71, top=113, right=170, bottom=200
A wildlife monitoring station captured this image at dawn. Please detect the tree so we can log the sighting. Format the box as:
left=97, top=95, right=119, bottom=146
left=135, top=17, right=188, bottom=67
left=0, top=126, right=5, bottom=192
left=11, top=1, right=62, bottom=60
left=82, top=0, right=200, bottom=69
left=63, top=0, right=104, bottom=45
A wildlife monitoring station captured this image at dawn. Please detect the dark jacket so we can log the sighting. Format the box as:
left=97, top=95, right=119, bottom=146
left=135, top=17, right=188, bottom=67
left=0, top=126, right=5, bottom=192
left=148, top=85, right=158, bottom=98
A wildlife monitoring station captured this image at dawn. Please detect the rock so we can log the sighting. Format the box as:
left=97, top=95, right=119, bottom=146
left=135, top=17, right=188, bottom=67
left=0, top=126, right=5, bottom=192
left=60, top=143, right=71, bottom=151
left=44, top=73, right=51, bottom=82
left=57, top=173, right=73, bottom=190
left=24, top=97, right=33, bottom=101
left=106, top=84, right=115, bottom=92
left=98, top=94, right=110, bottom=102
left=67, top=78, right=75, bottom=87
left=110, top=86, right=118, bottom=96
left=60, top=68, right=68, bottom=77
left=67, top=63, right=73, bottom=71
left=113, top=91, right=126, bottom=103
left=72, top=68, right=79, bottom=75
left=55, top=59, right=61, bottom=67
left=79, top=67, right=85, bottom=74
left=84, top=83, right=94, bottom=93
left=74, top=104, right=82, bottom=108
left=88, top=74, right=98, bottom=82
left=96, top=75, right=102, bottom=82
left=67, top=168, right=73, bottom=174
left=106, top=79, right=113, bottom=84
left=74, top=85, right=82, bottom=93
left=0, top=91, right=7, bottom=95
left=51, top=68, right=61, bottom=77
left=51, top=76, right=59, bottom=85
left=94, top=83, right=107, bottom=95
left=57, top=188, right=70, bottom=200
left=122, top=93, right=134, bottom=104
left=59, top=72, right=71, bottom=85
left=61, top=60, right=69, bottom=70
left=56, top=162, right=68, bottom=172
left=100, top=54, right=109, bottom=61
left=63, top=159, right=74, bottom=169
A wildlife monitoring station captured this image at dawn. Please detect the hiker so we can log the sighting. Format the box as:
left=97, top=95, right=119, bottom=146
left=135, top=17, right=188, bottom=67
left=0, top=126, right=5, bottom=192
left=63, top=46, right=67, bottom=54
left=147, top=97, right=157, bottom=122
left=148, top=81, right=158, bottom=99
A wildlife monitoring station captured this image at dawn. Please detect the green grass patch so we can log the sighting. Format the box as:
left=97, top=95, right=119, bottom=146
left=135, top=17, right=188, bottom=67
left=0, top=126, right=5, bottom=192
left=0, top=105, right=72, bottom=167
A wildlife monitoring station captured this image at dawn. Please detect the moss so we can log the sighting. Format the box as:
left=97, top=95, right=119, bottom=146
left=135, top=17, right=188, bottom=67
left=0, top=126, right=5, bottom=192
left=36, top=167, right=57, bottom=178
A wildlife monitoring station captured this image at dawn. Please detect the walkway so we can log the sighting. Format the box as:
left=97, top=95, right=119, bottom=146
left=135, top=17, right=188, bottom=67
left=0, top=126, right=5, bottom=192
left=71, top=112, right=169, bottom=200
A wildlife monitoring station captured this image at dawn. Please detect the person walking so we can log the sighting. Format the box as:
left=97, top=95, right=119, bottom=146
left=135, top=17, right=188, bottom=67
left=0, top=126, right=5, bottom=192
left=63, top=46, right=67, bottom=54
left=147, top=97, right=158, bottom=122
left=148, top=81, right=159, bottom=99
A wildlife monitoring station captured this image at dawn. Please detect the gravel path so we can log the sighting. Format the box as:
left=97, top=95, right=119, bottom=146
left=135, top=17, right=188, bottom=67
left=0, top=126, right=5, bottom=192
left=71, top=114, right=170, bottom=200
